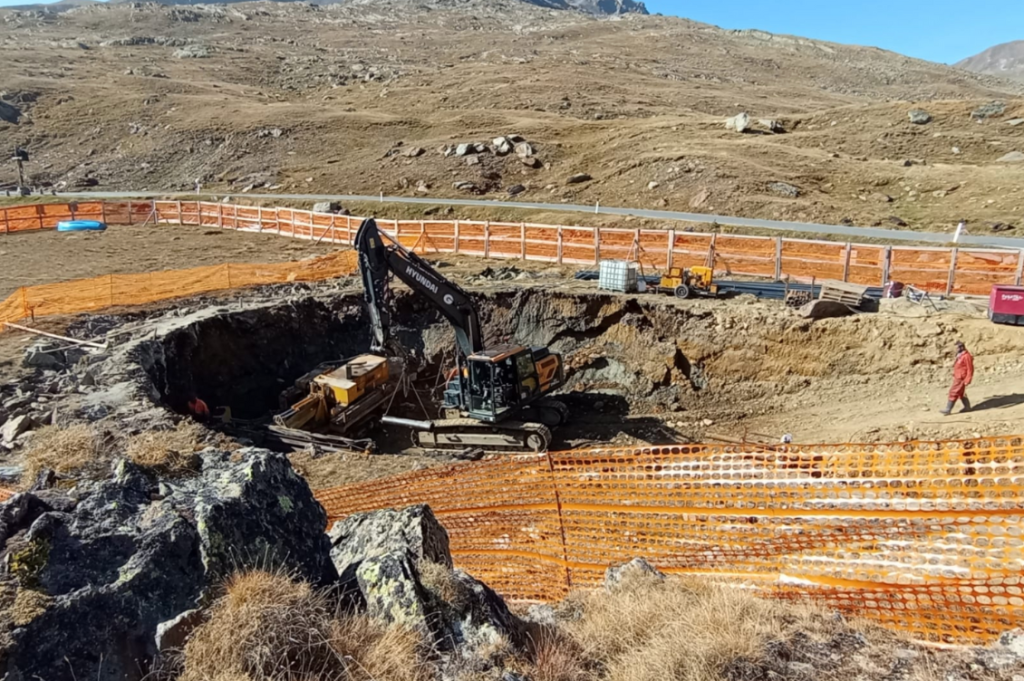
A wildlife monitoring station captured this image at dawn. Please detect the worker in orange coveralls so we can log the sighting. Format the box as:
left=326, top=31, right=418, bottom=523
left=188, top=395, right=211, bottom=421
left=941, top=341, right=974, bottom=415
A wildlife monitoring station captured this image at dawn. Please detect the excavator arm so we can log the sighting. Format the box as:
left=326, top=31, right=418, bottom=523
left=355, top=218, right=484, bottom=357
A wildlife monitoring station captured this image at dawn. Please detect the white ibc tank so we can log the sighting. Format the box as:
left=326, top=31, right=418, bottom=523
left=598, top=259, right=638, bottom=293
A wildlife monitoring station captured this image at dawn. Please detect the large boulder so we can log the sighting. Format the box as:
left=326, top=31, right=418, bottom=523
left=0, top=448, right=335, bottom=681
left=0, top=100, right=21, bottom=125
left=328, top=504, right=451, bottom=585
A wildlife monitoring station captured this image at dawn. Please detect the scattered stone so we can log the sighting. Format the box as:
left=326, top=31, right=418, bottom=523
left=972, top=102, right=1006, bottom=120
left=604, top=557, right=664, bottom=589
left=453, top=181, right=479, bottom=192
left=725, top=112, right=750, bottom=132
left=523, top=603, right=558, bottom=626
left=403, top=146, right=425, bottom=158
left=492, top=137, right=512, bottom=155
left=473, top=143, right=487, bottom=154
left=1008, top=119, right=1024, bottom=127
left=908, top=109, right=932, bottom=124
left=952, top=146, right=961, bottom=155
left=758, top=118, right=785, bottom=133
left=566, top=173, right=592, bottom=184
left=997, top=151, right=1024, bottom=163
left=155, top=608, right=204, bottom=653
left=647, top=181, right=660, bottom=190
left=465, top=155, right=480, bottom=166
left=173, top=45, right=209, bottom=59
left=520, top=156, right=541, bottom=168
left=887, top=216, right=908, bottom=227
left=870, top=192, right=893, bottom=203
left=24, top=351, right=61, bottom=369
left=506, top=184, right=526, bottom=196
left=415, top=180, right=430, bottom=193
left=768, top=181, right=800, bottom=198
left=0, top=100, right=22, bottom=124
left=312, top=201, right=343, bottom=214
left=514, top=142, right=534, bottom=158
left=1, top=414, right=31, bottom=445
left=901, top=159, right=913, bottom=167
left=800, top=299, right=854, bottom=319
left=454, top=143, right=473, bottom=157
left=991, top=222, right=1016, bottom=233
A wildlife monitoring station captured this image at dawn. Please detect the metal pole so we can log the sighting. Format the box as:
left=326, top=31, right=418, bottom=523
left=1016, top=250, right=1024, bottom=286
left=520, top=222, right=526, bottom=260
left=881, top=246, right=892, bottom=286
left=843, top=243, right=852, bottom=282
left=557, top=227, right=564, bottom=265
left=484, top=221, right=491, bottom=258
left=666, top=229, right=674, bottom=270
left=774, top=237, right=782, bottom=280
left=454, top=220, right=460, bottom=254
left=593, top=227, right=600, bottom=264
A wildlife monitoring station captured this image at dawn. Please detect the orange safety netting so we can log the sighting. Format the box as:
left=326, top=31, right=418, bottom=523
left=315, top=435, right=1024, bottom=645
left=3, top=200, right=1023, bottom=328
left=0, top=251, right=358, bottom=325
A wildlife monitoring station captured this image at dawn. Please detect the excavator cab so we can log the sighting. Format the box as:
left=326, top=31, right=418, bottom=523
left=445, top=345, right=563, bottom=423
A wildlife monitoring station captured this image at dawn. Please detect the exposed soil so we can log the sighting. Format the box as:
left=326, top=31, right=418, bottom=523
left=4, top=272, right=1018, bottom=487
left=1, top=0, right=1023, bottom=233
left=0, top=222, right=338, bottom=299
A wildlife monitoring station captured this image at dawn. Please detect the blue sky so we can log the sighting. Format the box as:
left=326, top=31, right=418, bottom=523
left=644, top=0, right=1019, bottom=65
left=0, top=0, right=1015, bottom=64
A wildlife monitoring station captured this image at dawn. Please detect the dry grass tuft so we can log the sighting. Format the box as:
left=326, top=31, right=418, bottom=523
left=557, top=574, right=782, bottom=681
left=125, top=421, right=206, bottom=476
left=9, top=588, right=52, bottom=626
left=21, top=424, right=105, bottom=486
left=180, top=570, right=428, bottom=681
left=418, top=561, right=471, bottom=611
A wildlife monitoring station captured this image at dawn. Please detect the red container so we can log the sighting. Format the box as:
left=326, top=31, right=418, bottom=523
left=988, top=285, right=1024, bottom=325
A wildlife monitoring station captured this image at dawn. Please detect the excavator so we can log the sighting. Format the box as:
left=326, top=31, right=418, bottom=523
left=356, top=217, right=568, bottom=453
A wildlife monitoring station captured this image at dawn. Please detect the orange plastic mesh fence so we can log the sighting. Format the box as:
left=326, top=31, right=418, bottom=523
left=315, top=435, right=1024, bottom=645
left=3, top=201, right=1023, bottom=328
left=0, top=251, right=358, bottom=325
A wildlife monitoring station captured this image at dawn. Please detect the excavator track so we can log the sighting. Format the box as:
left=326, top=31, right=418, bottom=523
left=523, top=398, right=569, bottom=428
left=414, top=419, right=552, bottom=455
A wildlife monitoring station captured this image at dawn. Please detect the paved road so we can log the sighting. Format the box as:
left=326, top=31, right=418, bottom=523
left=62, top=190, right=1024, bottom=249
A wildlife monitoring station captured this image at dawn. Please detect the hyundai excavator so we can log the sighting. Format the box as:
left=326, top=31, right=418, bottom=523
left=356, top=217, right=567, bottom=452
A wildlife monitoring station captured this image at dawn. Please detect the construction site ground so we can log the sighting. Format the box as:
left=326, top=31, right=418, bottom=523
left=2, top=241, right=1022, bottom=491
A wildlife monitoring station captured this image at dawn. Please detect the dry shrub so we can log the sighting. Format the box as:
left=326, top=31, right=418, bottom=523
left=530, top=630, right=592, bottom=681
left=125, top=421, right=205, bottom=476
left=21, top=424, right=105, bottom=485
left=180, top=570, right=428, bottom=681
left=558, top=573, right=781, bottom=681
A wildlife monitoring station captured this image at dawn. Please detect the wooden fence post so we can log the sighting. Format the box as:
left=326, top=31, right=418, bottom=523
left=330, top=215, right=336, bottom=243
left=176, top=201, right=183, bottom=225
left=454, top=220, right=460, bottom=254
left=881, top=246, right=892, bottom=286
left=1016, top=251, right=1024, bottom=286
left=557, top=227, right=564, bottom=265
left=218, top=203, right=224, bottom=229
left=666, top=229, right=674, bottom=270
left=127, top=201, right=134, bottom=225
left=520, top=223, right=526, bottom=260
left=100, top=202, right=107, bottom=225
left=774, top=237, right=783, bottom=280
left=257, top=206, right=264, bottom=232
left=946, top=248, right=959, bottom=296
left=593, top=227, right=600, bottom=264
left=484, top=221, right=491, bottom=258
left=275, top=207, right=282, bottom=234
left=707, top=233, right=717, bottom=270
left=842, top=243, right=852, bottom=282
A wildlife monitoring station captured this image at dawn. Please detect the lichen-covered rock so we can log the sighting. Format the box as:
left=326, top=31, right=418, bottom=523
left=604, top=556, right=665, bottom=588
left=193, top=448, right=337, bottom=586
left=329, top=504, right=451, bottom=585
left=0, top=448, right=335, bottom=681
left=355, top=551, right=431, bottom=632
left=440, top=569, right=526, bottom=652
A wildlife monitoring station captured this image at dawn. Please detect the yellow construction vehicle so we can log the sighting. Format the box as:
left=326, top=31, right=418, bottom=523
left=655, top=265, right=718, bottom=299
left=270, top=354, right=390, bottom=452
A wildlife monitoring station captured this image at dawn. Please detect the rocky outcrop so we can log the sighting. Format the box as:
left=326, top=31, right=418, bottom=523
left=604, top=556, right=665, bottom=588
left=0, top=448, right=334, bottom=681
left=329, top=504, right=525, bottom=656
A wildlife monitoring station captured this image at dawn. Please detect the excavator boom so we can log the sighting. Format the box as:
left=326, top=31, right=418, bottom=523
left=356, top=218, right=483, bottom=357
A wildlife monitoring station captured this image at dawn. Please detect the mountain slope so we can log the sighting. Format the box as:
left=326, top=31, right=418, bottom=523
left=956, top=41, right=1024, bottom=82
left=0, top=0, right=1021, bottom=233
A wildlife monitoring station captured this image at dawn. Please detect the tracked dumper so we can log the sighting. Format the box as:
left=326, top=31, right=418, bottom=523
left=356, top=218, right=567, bottom=453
